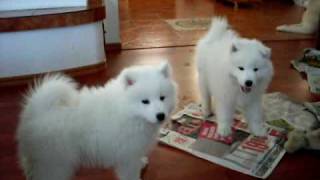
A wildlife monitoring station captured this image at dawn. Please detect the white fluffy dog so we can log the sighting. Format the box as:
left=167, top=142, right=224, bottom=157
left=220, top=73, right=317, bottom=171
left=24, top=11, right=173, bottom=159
left=16, top=62, right=177, bottom=180
left=277, top=0, right=320, bottom=34
left=196, top=17, right=274, bottom=137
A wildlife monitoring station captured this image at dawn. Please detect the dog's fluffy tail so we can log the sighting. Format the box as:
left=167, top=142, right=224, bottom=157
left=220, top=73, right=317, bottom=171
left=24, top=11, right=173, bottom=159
left=22, top=74, right=79, bottom=118
left=205, top=17, right=229, bottom=42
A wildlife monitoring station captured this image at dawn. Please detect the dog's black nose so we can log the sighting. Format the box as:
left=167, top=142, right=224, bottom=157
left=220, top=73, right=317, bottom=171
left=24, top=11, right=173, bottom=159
left=245, top=80, right=253, bottom=87
left=156, top=113, right=165, bottom=122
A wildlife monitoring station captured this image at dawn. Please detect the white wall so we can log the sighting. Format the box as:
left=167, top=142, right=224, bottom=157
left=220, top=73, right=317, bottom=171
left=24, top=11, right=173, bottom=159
left=104, top=0, right=121, bottom=44
left=0, top=0, right=87, bottom=11
left=0, top=22, right=106, bottom=78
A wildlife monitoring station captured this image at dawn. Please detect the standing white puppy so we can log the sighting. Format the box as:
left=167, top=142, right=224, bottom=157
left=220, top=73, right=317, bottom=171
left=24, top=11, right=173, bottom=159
left=195, top=17, right=274, bottom=137
left=17, top=62, right=177, bottom=180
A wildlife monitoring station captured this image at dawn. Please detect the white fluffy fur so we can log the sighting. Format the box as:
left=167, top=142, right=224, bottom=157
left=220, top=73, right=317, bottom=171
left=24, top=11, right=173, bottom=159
left=196, top=17, right=274, bottom=137
left=16, top=62, right=177, bottom=180
left=277, top=0, right=320, bottom=34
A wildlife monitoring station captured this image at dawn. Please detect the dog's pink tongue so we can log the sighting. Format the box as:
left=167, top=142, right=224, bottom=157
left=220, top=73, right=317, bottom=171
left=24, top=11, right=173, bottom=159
left=241, top=86, right=251, bottom=93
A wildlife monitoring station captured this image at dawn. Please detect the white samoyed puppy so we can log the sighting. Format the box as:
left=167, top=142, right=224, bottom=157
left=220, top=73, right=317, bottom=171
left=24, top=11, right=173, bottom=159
left=195, top=17, right=274, bottom=137
left=16, top=62, right=177, bottom=180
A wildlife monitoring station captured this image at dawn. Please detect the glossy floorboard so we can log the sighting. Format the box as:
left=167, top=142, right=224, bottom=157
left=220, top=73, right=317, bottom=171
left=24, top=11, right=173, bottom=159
left=1, top=40, right=320, bottom=180
left=1, top=0, right=320, bottom=179
left=120, top=0, right=313, bottom=49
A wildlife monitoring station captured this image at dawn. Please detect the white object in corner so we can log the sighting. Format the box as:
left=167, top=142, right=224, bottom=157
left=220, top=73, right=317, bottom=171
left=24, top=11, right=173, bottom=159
left=293, top=0, right=310, bottom=7
left=0, top=0, right=88, bottom=11
left=0, top=22, right=106, bottom=78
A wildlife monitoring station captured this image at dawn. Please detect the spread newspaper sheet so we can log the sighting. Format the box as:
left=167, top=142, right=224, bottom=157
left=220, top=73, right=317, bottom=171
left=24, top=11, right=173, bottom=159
left=159, top=93, right=319, bottom=179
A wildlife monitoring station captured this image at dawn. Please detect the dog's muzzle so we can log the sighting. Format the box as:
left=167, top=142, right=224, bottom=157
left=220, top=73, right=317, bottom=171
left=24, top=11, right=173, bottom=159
left=156, top=113, right=166, bottom=123
left=240, top=80, right=253, bottom=93
left=240, top=86, right=252, bottom=93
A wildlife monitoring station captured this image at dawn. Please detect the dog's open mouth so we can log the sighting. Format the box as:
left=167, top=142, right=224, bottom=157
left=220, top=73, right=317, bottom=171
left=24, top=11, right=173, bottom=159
left=240, top=86, right=251, bottom=93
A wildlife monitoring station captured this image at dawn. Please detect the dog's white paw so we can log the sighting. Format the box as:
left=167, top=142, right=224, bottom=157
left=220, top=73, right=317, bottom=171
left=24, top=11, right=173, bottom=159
left=217, top=124, right=232, bottom=137
left=141, top=156, right=149, bottom=168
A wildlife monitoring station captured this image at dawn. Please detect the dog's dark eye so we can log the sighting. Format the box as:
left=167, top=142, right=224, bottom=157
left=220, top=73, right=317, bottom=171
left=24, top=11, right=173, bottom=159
left=254, top=68, right=259, bottom=72
left=238, top=67, right=244, bottom=71
left=160, top=96, right=165, bottom=101
left=142, top=99, right=150, bottom=105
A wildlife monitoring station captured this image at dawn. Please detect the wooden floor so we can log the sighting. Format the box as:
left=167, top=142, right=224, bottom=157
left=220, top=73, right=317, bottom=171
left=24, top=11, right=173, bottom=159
left=1, top=0, right=320, bottom=180
left=120, top=0, right=312, bottom=49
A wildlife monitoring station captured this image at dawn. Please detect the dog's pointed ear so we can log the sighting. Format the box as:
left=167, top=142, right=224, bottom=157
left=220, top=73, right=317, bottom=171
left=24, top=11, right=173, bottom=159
left=261, top=47, right=271, bottom=60
left=159, top=61, right=171, bottom=78
left=231, top=44, right=238, bottom=53
left=125, top=76, right=135, bottom=87
left=122, top=70, right=135, bottom=88
left=257, top=41, right=271, bottom=60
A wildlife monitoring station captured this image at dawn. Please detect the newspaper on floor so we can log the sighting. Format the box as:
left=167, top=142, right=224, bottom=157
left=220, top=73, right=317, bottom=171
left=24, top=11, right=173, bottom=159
left=263, top=92, right=318, bottom=131
left=159, top=92, right=319, bottom=179
left=304, top=101, right=320, bottom=123
left=291, top=48, right=320, bottom=94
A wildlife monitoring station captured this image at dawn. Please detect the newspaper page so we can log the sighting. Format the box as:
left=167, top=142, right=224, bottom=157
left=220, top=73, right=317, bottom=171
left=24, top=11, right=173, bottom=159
left=159, top=93, right=319, bottom=179
left=291, top=48, right=320, bottom=93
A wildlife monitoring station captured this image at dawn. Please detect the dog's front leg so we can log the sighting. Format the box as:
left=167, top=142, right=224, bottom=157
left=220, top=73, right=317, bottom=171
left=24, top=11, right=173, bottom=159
left=115, top=159, right=143, bottom=180
left=244, top=100, right=267, bottom=137
left=216, top=101, right=235, bottom=136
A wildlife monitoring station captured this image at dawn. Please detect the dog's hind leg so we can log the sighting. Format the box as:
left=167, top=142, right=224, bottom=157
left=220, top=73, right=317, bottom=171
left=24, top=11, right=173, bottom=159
left=19, top=153, right=33, bottom=180
left=115, top=159, right=143, bottom=180
left=31, top=160, right=74, bottom=180
left=276, top=23, right=315, bottom=34
left=198, top=74, right=213, bottom=118
left=140, top=156, right=149, bottom=169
